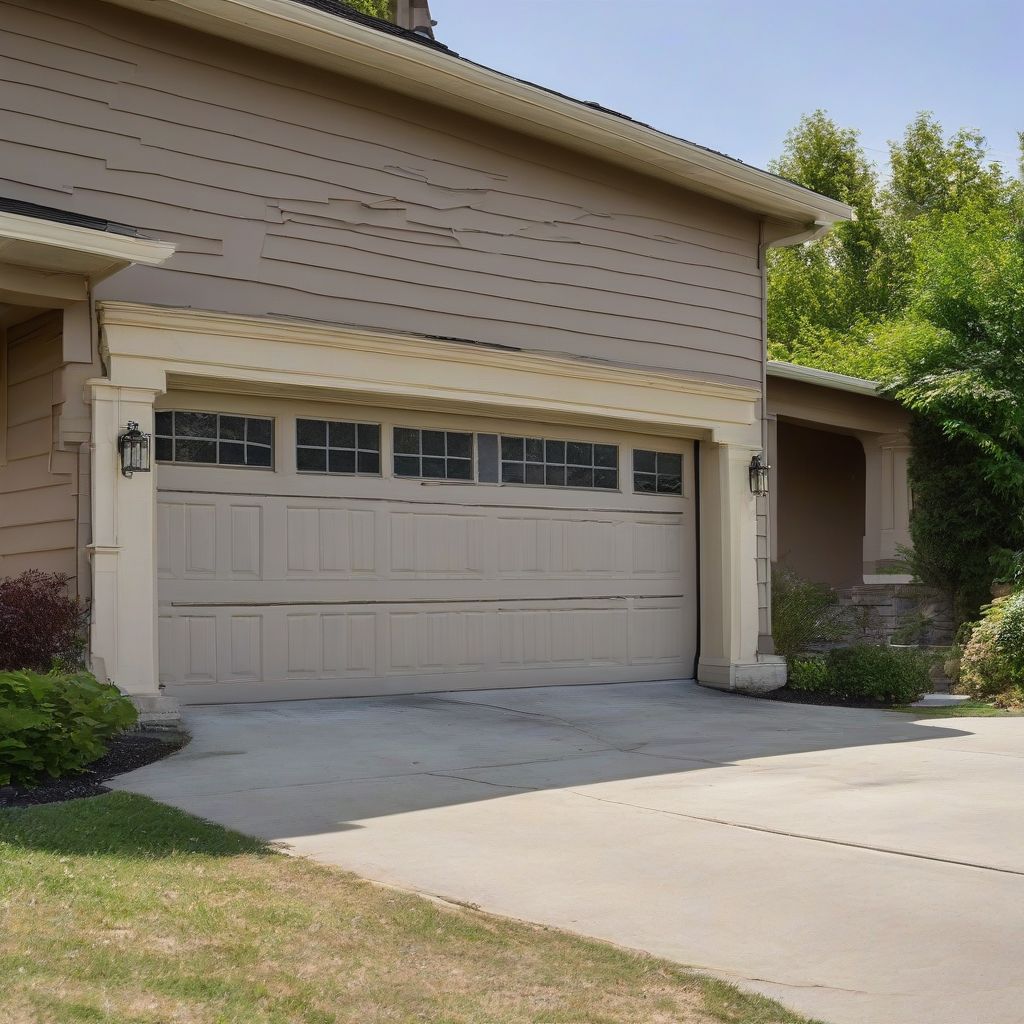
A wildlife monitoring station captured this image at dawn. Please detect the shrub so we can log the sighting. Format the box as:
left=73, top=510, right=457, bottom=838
left=824, top=644, right=933, bottom=704
left=0, top=670, right=137, bottom=786
left=771, top=567, right=849, bottom=658
left=788, top=656, right=831, bottom=692
left=787, top=645, right=932, bottom=704
left=960, top=593, right=1024, bottom=707
left=0, top=571, right=88, bottom=673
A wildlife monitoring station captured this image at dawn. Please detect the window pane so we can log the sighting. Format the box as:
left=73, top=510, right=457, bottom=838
left=219, top=441, right=246, bottom=465
left=155, top=411, right=173, bottom=436
left=357, top=451, right=380, bottom=474
left=634, top=472, right=657, bottom=493
left=297, top=447, right=327, bottom=472
left=394, top=455, right=420, bottom=477
left=175, top=412, right=217, bottom=439
left=446, top=433, right=473, bottom=458
left=219, top=416, right=245, bottom=442
left=246, top=444, right=272, bottom=468
left=329, top=449, right=356, bottom=474
left=421, top=430, right=446, bottom=456
left=175, top=438, right=217, bottom=463
left=525, top=438, right=545, bottom=462
left=155, top=436, right=172, bottom=461
left=657, top=475, right=682, bottom=494
left=594, top=468, right=618, bottom=490
left=566, top=441, right=592, bottom=466
left=501, top=461, right=524, bottom=483
left=356, top=423, right=379, bottom=451
left=657, top=453, right=682, bottom=476
left=246, top=418, right=272, bottom=446
left=329, top=421, right=356, bottom=449
left=545, top=465, right=565, bottom=486
left=567, top=465, right=594, bottom=487
left=297, top=418, right=327, bottom=447
left=594, top=444, right=617, bottom=468
left=525, top=463, right=545, bottom=485
left=443, top=458, right=470, bottom=480
left=545, top=440, right=565, bottom=464
left=634, top=449, right=656, bottom=473
left=421, top=456, right=447, bottom=478
left=501, top=436, right=524, bottom=460
left=394, top=428, right=420, bottom=455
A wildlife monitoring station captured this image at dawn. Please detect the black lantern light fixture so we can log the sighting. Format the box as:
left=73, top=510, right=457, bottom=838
left=118, top=421, right=151, bottom=478
left=748, top=453, right=770, bottom=497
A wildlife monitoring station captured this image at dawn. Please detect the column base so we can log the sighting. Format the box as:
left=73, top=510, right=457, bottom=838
left=129, top=692, right=182, bottom=729
left=697, top=654, right=787, bottom=694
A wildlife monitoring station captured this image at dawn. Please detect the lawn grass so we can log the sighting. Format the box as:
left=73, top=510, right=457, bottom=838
left=890, top=700, right=1024, bottom=718
left=0, top=792, right=823, bottom=1024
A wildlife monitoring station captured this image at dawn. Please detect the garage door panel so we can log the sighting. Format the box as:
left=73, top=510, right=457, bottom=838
left=158, top=597, right=692, bottom=700
left=158, top=491, right=690, bottom=586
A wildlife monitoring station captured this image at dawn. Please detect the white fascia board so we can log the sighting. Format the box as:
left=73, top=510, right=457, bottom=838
left=103, top=0, right=854, bottom=229
left=767, top=360, right=883, bottom=397
left=0, top=211, right=176, bottom=279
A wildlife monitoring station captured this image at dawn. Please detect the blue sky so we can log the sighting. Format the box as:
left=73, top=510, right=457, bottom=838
left=429, top=0, right=1023, bottom=177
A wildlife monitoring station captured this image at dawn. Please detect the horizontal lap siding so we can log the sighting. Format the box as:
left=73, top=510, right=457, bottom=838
left=0, top=0, right=764, bottom=385
left=0, top=313, right=78, bottom=587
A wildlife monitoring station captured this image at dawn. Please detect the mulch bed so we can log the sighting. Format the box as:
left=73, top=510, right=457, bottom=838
left=0, top=731, right=188, bottom=809
left=750, top=686, right=896, bottom=710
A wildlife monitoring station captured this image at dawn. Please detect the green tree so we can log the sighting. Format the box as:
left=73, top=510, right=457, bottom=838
left=766, top=112, right=889, bottom=356
left=340, top=0, right=393, bottom=20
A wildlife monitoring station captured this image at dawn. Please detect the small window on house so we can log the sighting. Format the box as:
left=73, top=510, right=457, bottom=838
left=296, top=419, right=380, bottom=475
left=155, top=411, right=274, bottom=467
left=499, top=435, right=618, bottom=489
left=393, top=427, right=474, bottom=480
left=633, top=450, right=683, bottom=494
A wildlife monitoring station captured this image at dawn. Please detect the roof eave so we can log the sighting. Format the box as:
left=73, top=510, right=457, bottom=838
left=101, top=0, right=854, bottom=227
left=767, top=360, right=884, bottom=398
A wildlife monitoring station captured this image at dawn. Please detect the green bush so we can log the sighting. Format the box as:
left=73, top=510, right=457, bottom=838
left=770, top=567, right=849, bottom=658
left=824, top=644, right=933, bottom=704
left=787, top=645, right=932, bottom=704
left=788, top=656, right=831, bottom=692
left=0, top=670, right=138, bottom=786
left=960, top=593, right=1024, bottom=707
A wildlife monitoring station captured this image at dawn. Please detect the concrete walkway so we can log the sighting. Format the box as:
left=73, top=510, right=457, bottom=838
left=113, top=681, right=1024, bottom=1024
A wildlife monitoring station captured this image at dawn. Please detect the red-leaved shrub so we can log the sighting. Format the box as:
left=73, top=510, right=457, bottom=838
left=0, top=570, right=88, bottom=672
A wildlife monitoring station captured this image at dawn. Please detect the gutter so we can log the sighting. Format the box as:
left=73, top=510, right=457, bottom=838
left=766, top=360, right=883, bottom=398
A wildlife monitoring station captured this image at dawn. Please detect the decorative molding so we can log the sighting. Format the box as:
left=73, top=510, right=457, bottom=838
left=98, top=302, right=762, bottom=442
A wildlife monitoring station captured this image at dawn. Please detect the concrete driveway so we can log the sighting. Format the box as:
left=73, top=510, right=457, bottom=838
left=112, top=681, right=1024, bottom=1024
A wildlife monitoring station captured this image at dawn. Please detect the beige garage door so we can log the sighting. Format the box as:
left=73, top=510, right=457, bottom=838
left=156, top=395, right=697, bottom=703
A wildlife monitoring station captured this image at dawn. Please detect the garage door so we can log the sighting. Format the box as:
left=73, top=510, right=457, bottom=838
left=156, top=395, right=697, bottom=703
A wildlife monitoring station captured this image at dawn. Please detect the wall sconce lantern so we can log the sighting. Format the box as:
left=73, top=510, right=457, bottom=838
left=749, top=453, right=770, bottom=497
left=118, top=421, right=151, bottom=478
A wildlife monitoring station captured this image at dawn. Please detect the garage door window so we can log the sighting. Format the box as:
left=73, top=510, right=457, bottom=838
left=393, top=428, right=474, bottom=480
left=155, top=411, right=273, bottom=467
left=296, top=419, right=381, bottom=475
left=633, top=450, right=683, bottom=494
left=498, top=435, right=618, bottom=490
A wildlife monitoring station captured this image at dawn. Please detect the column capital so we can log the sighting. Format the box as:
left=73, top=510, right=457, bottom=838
left=85, top=378, right=163, bottom=404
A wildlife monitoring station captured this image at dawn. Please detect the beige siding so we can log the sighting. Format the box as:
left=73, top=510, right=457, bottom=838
left=0, top=0, right=764, bottom=386
left=0, top=312, right=80, bottom=588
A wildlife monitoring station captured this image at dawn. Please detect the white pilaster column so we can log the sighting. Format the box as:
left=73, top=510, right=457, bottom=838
left=697, top=441, right=786, bottom=692
left=86, top=380, right=172, bottom=717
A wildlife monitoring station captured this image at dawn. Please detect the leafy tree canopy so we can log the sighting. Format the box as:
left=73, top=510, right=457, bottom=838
left=339, top=0, right=393, bottom=20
